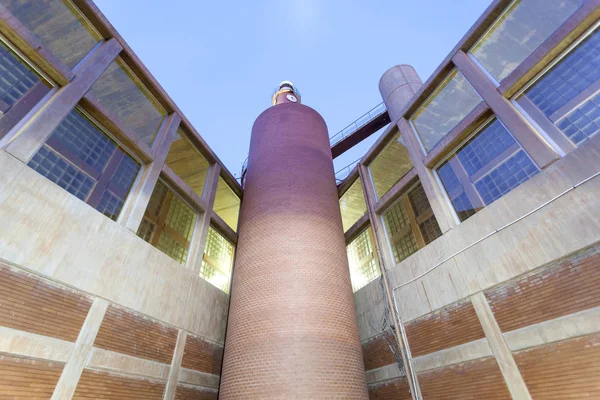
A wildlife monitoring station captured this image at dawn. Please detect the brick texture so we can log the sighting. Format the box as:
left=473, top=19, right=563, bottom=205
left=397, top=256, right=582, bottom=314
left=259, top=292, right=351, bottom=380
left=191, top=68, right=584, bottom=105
left=94, top=305, right=177, bottom=364
left=405, top=298, right=485, bottom=357
left=514, top=333, right=600, bottom=399
left=181, top=334, right=223, bottom=375
left=368, top=377, right=412, bottom=400
left=485, top=244, right=600, bottom=333
left=219, top=103, right=368, bottom=398
left=0, top=263, right=92, bottom=342
left=362, top=331, right=398, bottom=371
left=418, top=357, right=510, bottom=399
left=0, top=355, right=63, bottom=399
left=175, top=385, right=218, bottom=400
left=72, top=369, right=165, bottom=399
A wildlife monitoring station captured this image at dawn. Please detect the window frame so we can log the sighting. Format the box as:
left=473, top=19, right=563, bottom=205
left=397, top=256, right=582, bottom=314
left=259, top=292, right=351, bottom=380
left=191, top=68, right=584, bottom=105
left=512, top=22, right=600, bottom=151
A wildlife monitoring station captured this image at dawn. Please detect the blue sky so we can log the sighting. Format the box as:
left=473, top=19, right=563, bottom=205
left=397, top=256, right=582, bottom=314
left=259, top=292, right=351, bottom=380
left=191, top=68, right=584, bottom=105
left=94, top=0, right=490, bottom=178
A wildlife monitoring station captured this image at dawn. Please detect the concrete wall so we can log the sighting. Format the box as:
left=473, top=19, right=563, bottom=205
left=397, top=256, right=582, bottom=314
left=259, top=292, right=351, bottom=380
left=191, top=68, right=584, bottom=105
left=0, top=148, right=227, bottom=398
left=355, top=133, right=600, bottom=399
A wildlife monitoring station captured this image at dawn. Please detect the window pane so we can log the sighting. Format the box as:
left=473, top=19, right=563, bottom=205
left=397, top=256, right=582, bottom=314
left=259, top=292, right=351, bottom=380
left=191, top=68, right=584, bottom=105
left=137, top=182, right=197, bottom=264
left=437, top=119, right=539, bottom=222
left=214, top=177, right=240, bottom=232
left=165, top=130, right=210, bottom=197
left=368, top=132, right=413, bottom=199
left=382, top=198, right=419, bottom=264
left=470, top=0, right=583, bottom=82
left=339, top=178, right=366, bottom=232
left=0, top=41, right=43, bottom=114
left=411, top=69, right=482, bottom=152
left=28, top=108, right=140, bottom=221
left=28, top=145, right=95, bottom=200
left=521, top=29, right=600, bottom=146
left=201, top=227, right=234, bottom=293
left=1, top=0, right=101, bottom=68
left=407, top=183, right=442, bottom=245
left=89, top=59, right=166, bottom=147
left=347, top=227, right=380, bottom=292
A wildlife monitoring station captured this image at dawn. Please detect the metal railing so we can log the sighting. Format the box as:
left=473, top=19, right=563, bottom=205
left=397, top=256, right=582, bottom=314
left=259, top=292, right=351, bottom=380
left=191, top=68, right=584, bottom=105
left=335, top=157, right=361, bottom=183
left=329, top=102, right=387, bottom=146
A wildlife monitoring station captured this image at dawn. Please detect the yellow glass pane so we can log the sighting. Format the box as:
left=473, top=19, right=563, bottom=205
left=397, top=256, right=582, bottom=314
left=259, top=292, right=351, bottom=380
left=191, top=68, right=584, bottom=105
left=471, top=0, right=583, bottom=82
left=369, top=132, right=413, bottom=200
left=214, top=177, right=240, bottom=232
left=165, top=130, right=210, bottom=197
left=1, top=0, right=100, bottom=68
left=201, top=227, right=234, bottom=293
left=339, top=178, right=367, bottom=232
left=89, top=59, right=165, bottom=147
left=347, top=227, right=380, bottom=292
left=411, top=69, right=482, bottom=152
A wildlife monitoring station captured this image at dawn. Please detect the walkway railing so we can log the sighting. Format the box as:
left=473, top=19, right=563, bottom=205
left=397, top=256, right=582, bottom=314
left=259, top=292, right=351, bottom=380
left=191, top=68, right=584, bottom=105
left=335, top=157, right=361, bottom=183
left=329, top=102, right=387, bottom=146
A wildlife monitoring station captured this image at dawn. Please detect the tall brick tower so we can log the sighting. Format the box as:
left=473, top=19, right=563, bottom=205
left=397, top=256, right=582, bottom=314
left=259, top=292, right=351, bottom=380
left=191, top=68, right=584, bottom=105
left=219, top=82, right=369, bottom=398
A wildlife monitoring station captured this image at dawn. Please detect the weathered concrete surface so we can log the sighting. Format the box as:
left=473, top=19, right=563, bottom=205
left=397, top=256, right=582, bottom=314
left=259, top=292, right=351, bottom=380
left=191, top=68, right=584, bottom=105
left=0, top=149, right=229, bottom=345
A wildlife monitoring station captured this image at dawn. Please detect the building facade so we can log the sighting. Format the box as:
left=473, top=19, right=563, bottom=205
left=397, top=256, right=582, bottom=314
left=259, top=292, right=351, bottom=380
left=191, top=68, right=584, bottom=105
left=0, top=0, right=597, bottom=399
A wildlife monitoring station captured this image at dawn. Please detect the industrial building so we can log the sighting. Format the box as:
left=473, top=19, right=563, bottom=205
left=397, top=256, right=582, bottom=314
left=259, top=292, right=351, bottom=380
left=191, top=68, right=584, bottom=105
left=0, top=0, right=598, bottom=399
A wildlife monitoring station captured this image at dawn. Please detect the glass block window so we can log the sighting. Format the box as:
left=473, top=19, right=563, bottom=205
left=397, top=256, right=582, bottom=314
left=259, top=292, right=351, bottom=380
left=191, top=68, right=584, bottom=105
left=0, top=41, right=40, bottom=113
left=1, top=0, right=101, bottom=68
left=201, top=227, right=234, bottom=293
left=28, top=108, right=140, bottom=221
left=382, top=182, right=442, bottom=264
left=368, top=131, right=413, bottom=200
left=437, top=119, right=539, bottom=222
left=347, top=227, right=381, bottom=292
left=214, top=177, right=241, bottom=232
left=520, top=29, right=600, bottom=146
left=470, top=0, right=583, bottom=82
left=339, top=178, right=367, bottom=232
left=89, top=58, right=166, bottom=147
left=411, top=69, right=482, bottom=152
left=165, top=130, right=211, bottom=197
left=137, top=181, right=197, bottom=264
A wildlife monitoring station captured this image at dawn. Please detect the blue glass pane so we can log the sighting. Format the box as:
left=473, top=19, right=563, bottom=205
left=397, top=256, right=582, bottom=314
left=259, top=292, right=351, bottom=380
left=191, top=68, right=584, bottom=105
left=457, top=120, right=516, bottom=176
left=526, top=30, right=600, bottom=116
left=475, top=150, right=539, bottom=205
left=49, top=109, right=116, bottom=173
left=437, top=119, right=539, bottom=222
left=28, top=145, right=95, bottom=200
left=0, top=41, right=40, bottom=111
left=557, top=92, right=600, bottom=144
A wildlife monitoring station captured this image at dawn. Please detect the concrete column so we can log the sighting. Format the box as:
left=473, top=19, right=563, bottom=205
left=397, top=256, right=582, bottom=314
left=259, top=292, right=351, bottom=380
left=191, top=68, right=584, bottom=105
left=51, top=297, right=109, bottom=400
left=186, top=163, right=221, bottom=274
left=470, top=292, right=532, bottom=400
left=379, top=65, right=457, bottom=233
left=398, top=118, right=458, bottom=232
left=359, top=164, right=421, bottom=400
left=453, top=50, right=559, bottom=169
left=1, top=38, right=122, bottom=163
left=163, top=329, right=188, bottom=400
left=117, top=113, right=182, bottom=232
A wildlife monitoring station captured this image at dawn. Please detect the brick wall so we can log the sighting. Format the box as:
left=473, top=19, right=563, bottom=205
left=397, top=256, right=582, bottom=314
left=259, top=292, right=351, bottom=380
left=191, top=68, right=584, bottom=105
left=418, top=357, right=510, bottom=399
left=368, top=377, right=412, bottom=400
left=0, top=355, right=63, bottom=398
left=0, top=263, right=92, bottom=342
left=405, top=299, right=485, bottom=357
left=73, top=369, right=166, bottom=399
left=175, top=385, right=218, bottom=400
left=94, top=305, right=178, bottom=364
left=362, top=331, right=398, bottom=371
left=181, top=334, right=223, bottom=375
left=514, top=333, right=600, bottom=399
left=486, top=244, right=600, bottom=332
